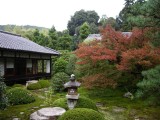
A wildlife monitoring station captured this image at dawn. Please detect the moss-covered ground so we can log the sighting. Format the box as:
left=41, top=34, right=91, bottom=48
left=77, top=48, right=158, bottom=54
left=0, top=86, right=159, bottom=120
left=79, top=87, right=160, bottom=120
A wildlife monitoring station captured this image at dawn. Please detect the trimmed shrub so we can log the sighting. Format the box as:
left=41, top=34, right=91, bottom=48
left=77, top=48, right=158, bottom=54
left=6, top=87, right=35, bottom=105
left=27, top=83, right=41, bottom=90
left=52, top=98, right=68, bottom=110
left=38, top=80, right=50, bottom=88
left=76, top=96, right=98, bottom=111
left=52, top=96, right=98, bottom=111
left=51, top=72, right=69, bottom=92
left=58, top=108, right=105, bottom=120
left=12, top=84, right=24, bottom=88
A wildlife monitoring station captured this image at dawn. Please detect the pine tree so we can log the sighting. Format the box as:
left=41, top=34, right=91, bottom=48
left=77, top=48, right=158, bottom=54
left=79, top=22, right=90, bottom=42
left=136, top=65, right=160, bottom=105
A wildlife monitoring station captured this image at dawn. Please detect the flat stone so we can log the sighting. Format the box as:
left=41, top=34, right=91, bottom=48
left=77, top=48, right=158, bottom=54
left=99, top=107, right=108, bottom=110
left=26, top=80, right=38, bottom=87
left=96, top=102, right=104, bottom=107
left=38, top=95, right=45, bottom=99
left=112, top=106, right=126, bottom=113
left=129, top=109, right=137, bottom=116
left=20, top=112, right=24, bottom=115
left=37, top=107, right=66, bottom=117
left=32, top=106, right=39, bottom=109
left=40, top=104, right=45, bottom=107
left=30, top=111, right=48, bottom=120
left=12, top=118, right=20, bottom=120
left=44, top=91, right=49, bottom=93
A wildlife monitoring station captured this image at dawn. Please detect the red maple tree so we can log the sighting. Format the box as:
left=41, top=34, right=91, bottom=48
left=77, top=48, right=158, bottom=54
left=75, top=25, right=160, bottom=88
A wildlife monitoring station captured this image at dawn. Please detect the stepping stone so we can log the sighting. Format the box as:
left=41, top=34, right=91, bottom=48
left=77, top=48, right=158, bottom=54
left=38, top=95, right=45, bottom=99
left=30, top=107, right=66, bottom=120
left=32, top=106, right=39, bottom=109
left=12, top=118, right=20, bottom=120
left=96, top=102, right=104, bottom=107
left=37, top=107, right=66, bottom=118
left=20, top=112, right=24, bottom=115
left=40, top=104, right=45, bottom=107
left=112, top=106, right=126, bottom=113
left=26, top=80, right=38, bottom=87
left=30, top=111, right=48, bottom=120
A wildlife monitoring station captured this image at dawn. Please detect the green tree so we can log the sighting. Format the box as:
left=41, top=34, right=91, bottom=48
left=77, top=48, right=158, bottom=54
left=89, top=23, right=99, bottom=34
left=32, top=29, right=48, bottom=46
left=99, top=16, right=116, bottom=28
left=127, top=0, right=160, bottom=47
left=65, top=54, right=77, bottom=75
left=136, top=65, right=160, bottom=105
left=116, top=0, right=135, bottom=31
left=67, top=9, right=99, bottom=36
left=57, top=30, right=72, bottom=50
left=48, top=26, right=58, bottom=49
left=54, top=57, right=68, bottom=73
left=79, top=22, right=90, bottom=42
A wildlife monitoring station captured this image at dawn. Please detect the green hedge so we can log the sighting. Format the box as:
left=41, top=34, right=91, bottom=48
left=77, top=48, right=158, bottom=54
left=27, top=83, right=41, bottom=90
left=6, top=87, right=35, bottom=105
left=58, top=108, right=105, bottom=120
left=52, top=96, right=98, bottom=111
left=38, top=80, right=50, bottom=88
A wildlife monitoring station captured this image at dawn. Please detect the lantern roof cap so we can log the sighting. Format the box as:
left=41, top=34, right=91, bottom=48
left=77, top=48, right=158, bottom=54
left=64, top=81, right=81, bottom=88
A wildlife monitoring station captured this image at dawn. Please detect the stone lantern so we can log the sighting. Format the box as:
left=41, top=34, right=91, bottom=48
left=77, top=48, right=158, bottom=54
left=64, top=74, right=81, bottom=109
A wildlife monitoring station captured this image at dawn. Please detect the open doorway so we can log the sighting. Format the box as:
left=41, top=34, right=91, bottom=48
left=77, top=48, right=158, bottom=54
left=15, top=59, right=26, bottom=76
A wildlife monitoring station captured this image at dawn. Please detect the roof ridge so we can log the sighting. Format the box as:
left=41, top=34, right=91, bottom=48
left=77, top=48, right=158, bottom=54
left=0, top=30, right=21, bottom=37
left=44, top=46, right=60, bottom=54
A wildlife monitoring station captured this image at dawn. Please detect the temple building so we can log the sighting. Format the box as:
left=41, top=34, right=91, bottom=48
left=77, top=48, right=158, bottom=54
left=0, top=31, right=59, bottom=84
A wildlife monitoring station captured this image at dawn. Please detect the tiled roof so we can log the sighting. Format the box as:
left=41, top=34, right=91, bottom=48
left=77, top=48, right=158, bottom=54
left=85, top=32, right=132, bottom=42
left=86, top=34, right=102, bottom=40
left=0, top=31, right=59, bottom=55
left=122, top=32, right=132, bottom=37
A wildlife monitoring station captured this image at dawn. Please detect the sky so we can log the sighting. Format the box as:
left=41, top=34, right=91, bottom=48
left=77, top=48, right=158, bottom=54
left=0, top=0, right=125, bottom=31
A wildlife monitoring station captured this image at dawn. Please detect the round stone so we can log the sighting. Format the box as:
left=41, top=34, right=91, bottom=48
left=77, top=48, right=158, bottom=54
left=37, top=107, right=66, bottom=117
left=30, top=111, right=48, bottom=120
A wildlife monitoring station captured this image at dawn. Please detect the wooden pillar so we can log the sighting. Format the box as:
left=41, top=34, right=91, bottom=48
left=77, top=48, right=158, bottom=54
left=42, top=60, right=44, bottom=73
left=50, top=55, right=52, bottom=77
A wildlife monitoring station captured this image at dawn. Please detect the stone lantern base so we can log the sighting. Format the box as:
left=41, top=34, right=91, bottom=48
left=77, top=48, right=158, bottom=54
left=66, top=94, right=79, bottom=109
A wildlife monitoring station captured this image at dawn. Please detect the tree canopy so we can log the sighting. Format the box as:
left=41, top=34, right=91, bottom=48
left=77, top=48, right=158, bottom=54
left=67, top=9, right=99, bottom=36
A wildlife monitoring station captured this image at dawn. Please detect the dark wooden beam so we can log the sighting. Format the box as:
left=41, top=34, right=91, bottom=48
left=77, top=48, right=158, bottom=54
left=50, top=55, right=52, bottom=76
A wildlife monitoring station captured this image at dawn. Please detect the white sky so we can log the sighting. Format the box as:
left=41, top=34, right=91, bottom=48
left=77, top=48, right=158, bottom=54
left=0, top=0, right=125, bottom=31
